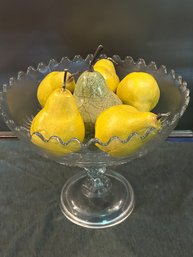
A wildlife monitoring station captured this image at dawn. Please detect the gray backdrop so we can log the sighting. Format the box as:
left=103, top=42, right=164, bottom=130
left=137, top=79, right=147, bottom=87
left=0, top=0, right=193, bottom=130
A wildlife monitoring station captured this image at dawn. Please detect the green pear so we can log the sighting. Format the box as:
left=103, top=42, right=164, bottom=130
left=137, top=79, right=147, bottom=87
left=73, top=45, right=121, bottom=134
left=74, top=70, right=122, bottom=134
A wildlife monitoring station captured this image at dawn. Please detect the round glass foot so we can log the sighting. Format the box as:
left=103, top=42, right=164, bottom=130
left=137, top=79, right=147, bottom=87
left=60, top=169, right=134, bottom=228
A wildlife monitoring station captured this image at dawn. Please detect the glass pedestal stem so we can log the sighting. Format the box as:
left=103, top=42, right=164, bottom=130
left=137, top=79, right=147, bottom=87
left=60, top=167, right=135, bottom=228
left=82, top=167, right=112, bottom=198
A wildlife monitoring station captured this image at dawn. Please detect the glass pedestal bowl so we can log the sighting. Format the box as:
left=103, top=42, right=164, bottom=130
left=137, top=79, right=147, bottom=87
left=0, top=55, right=190, bottom=228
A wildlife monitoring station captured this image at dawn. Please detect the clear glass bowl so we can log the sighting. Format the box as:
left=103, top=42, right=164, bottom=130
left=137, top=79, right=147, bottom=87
left=0, top=55, right=190, bottom=228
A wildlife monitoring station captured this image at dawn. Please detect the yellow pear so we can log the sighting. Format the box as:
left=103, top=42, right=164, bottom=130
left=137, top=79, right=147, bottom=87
left=116, top=72, right=160, bottom=111
left=30, top=72, right=85, bottom=156
left=94, top=59, right=120, bottom=92
left=37, top=71, right=75, bottom=107
left=95, top=105, right=161, bottom=157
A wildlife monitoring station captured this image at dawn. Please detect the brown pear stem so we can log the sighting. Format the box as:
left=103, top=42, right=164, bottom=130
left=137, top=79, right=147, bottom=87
left=63, top=69, right=68, bottom=89
left=89, top=44, right=104, bottom=71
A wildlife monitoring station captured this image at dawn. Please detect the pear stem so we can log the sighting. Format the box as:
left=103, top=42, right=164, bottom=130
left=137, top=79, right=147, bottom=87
left=63, top=69, right=68, bottom=89
left=89, top=44, right=104, bottom=71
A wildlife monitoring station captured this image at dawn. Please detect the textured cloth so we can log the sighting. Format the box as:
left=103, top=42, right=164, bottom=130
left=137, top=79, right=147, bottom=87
left=0, top=139, right=193, bottom=257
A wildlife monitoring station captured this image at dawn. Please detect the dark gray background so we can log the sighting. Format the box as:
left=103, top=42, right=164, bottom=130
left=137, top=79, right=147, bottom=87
left=0, top=0, right=193, bottom=130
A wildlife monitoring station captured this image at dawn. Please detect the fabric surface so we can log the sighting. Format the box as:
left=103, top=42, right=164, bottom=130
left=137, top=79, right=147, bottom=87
left=0, top=139, right=193, bottom=257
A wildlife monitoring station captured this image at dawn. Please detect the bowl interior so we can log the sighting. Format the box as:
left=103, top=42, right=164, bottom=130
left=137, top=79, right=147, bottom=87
left=0, top=55, right=190, bottom=167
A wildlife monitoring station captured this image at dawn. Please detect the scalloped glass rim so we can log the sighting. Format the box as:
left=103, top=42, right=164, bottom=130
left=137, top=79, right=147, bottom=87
left=0, top=55, right=190, bottom=164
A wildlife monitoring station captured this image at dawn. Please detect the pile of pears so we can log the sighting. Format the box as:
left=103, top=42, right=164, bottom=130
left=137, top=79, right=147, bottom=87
left=30, top=45, right=161, bottom=157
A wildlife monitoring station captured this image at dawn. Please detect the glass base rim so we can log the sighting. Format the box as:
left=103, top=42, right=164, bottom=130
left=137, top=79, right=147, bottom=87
left=60, top=170, right=135, bottom=229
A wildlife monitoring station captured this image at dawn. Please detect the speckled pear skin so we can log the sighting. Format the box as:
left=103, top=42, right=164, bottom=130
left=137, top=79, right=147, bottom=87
left=73, top=70, right=122, bottom=134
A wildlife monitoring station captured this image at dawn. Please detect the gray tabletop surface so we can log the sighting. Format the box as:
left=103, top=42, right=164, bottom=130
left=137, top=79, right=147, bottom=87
left=1, top=139, right=193, bottom=257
